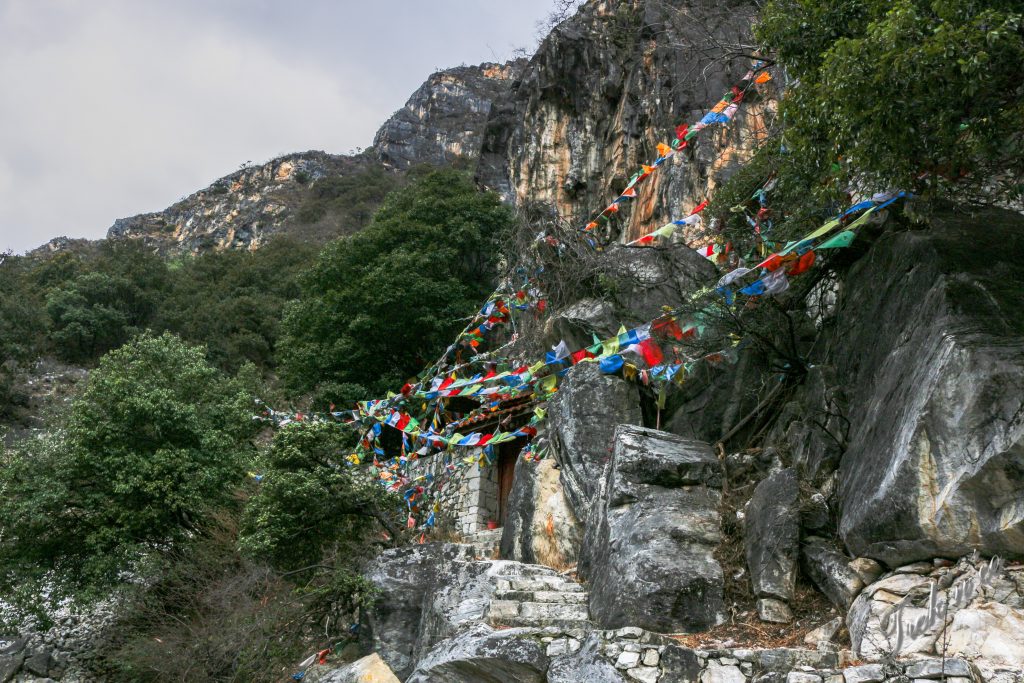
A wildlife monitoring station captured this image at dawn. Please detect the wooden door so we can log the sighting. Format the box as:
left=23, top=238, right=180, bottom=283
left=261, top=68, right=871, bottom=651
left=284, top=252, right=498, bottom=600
left=497, top=444, right=518, bottom=527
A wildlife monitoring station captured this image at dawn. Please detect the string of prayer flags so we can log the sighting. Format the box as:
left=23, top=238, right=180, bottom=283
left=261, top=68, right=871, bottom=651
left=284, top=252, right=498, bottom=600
left=581, top=61, right=772, bottom=237
left=627, top=201, right=708, bottom=245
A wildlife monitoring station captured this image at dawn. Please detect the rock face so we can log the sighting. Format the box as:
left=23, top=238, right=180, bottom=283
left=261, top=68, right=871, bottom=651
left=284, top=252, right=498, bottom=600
left=362, top=543, right=480, bottom=679
left=745, top=468, right=800, bottom=605
left=600, top=244, right=719, bottom=325
left=581, top=425, right=726, bottom=632
left=364, top=545, right=594, bottom=679
left=500, top=456, right=582, bottom=567
left=374, top=62, right=525, bottom=174
left=847, top=556, right=1024, bottom=679
left=547, top=363, right=642, bottom=521
left=833, top=208, right=1024, bottom=565
left=496, top=0, right=771, bottom=242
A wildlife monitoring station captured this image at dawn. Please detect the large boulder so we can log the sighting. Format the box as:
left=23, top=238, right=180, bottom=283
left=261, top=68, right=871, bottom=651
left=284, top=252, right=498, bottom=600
left=547, top=363, right=641, bottom=520
left=362, top=543, right=485, bottom=679
left=745, top=468, right=800, bottom=604
left=500, top=456, right=582, bottom=567
left=543, top=298, right=619, bottom=351
left=833, top=208, right=1024, bottom=565
left=600, top=244, right=718, bottom=325
left=405, top=625, right=548, bottom=683
left=580, top=425, right=726, bottom=632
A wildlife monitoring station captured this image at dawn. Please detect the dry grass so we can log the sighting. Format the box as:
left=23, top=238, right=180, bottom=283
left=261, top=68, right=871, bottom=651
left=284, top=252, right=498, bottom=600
left=671, top=581, right=841, bottom=649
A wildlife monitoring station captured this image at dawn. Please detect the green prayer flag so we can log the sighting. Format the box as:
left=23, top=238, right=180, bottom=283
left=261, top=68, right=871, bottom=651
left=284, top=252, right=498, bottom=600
left=818, top=230, right=857, bottom=249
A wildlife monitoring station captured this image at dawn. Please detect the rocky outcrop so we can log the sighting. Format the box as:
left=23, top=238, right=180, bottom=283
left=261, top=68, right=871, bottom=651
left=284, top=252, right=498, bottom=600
left=547, top=363, right=641, bottom=521
left=107, top=151, right=380, bottom=253
left=374, top=62, right=525, bottom=175
left=362, top=543, right=479, bottom=679
left=580, top=425, right=725, bottom=632
left=601, top=243, right=719, bottom=325
left=363, top=545, right=594, bottom=679
left=500, top=457, right=582, bottom=567
left=831, top=208, right=1024, bottom=565
left=847, top=556, right=1024, bottom=679
left=406, top=625, right=549, bottom=683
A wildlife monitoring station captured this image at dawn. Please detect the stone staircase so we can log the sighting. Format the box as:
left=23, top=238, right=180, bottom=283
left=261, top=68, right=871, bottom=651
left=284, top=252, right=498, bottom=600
left=484, top=562, right=591, bottom=630
left=462, top=528, right=502, bottom=559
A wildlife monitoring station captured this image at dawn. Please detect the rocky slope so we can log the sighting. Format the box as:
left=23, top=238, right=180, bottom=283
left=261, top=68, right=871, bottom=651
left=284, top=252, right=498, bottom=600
left=105, top=151, right=374, bottom=254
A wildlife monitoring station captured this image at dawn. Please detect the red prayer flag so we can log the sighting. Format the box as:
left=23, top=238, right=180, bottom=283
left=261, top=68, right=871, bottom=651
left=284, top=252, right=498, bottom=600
left=638, top=338, right=664, bottom=366
left=786, top=250, right=816, bottom=276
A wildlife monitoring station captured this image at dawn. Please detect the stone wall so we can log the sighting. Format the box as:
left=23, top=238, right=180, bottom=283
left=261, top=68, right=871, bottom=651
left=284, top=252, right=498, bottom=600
left=406, top=450, right=500, bottom=536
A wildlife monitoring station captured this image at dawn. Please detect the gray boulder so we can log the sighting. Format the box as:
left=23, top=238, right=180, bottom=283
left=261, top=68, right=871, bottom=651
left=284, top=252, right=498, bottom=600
left=580, top=425, right=726, bottom=632
left=362, top=543, right=482, bottom=679
left=800, top=536, right=863, bottom=609
left=406, top=625, right=548, bottom=683
left=833, top=208, right=1024, bottom=564
left=600, top=244, right=717, bottom=325
left=548, top=363, right=641, bottom=520
left=500, top=456, right=582, bottom=567
left=745, top=468, right=800, bottom=603
left=659, top=644, right=702, bottom=682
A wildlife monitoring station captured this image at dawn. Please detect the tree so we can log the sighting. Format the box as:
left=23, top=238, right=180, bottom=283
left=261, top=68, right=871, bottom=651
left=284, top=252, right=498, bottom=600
left=279, top=168, right=513, bottom=403
left=0, top=332, right=256, bottom=593
left=239, top=421, right=402, bottom=572
left=157, top=236, right=318, bottom=371
left=756, top=0, right=1024, bottom=205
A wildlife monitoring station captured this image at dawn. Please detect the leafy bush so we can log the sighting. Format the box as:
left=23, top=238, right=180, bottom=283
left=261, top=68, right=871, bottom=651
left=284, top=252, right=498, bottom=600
left=240, top=421, right=402, bottom=571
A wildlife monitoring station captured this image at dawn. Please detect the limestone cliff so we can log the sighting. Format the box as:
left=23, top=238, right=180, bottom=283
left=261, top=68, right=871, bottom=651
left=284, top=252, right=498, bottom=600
left=487, top=0, right=772, bottom=241
left=97, top=0, right=769, bottom=255
left=373, top=61, right=526, bottom=174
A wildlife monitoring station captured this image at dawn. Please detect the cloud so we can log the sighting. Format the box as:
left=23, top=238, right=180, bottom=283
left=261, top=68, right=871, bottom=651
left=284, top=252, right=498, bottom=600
left=0, top=0, right=554, bottom=253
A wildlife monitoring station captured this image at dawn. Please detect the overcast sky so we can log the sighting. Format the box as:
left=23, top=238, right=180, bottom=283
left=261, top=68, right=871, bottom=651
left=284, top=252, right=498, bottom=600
left=0, top=0, right=557, bottom=253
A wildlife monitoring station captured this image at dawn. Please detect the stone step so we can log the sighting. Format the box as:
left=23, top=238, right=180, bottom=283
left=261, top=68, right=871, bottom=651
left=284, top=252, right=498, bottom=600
left=493, top=590, right=588, bottom=604
left=464, top=529, right=503, bottom=543
left=493, top=577, right=585, bottom=593
left=487, top=600, right=590, bottom=623
left=492, top=616, right=593, bottom=630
